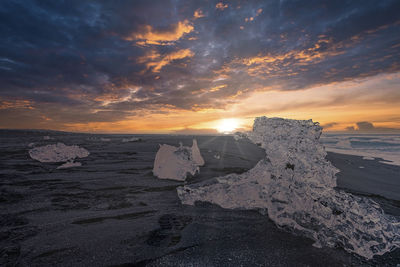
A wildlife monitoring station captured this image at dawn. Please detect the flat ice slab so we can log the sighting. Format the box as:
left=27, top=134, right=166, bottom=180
left=122, top=137, right=140, bottom=142
left=56, top=161, right=82, bottom=169
left=153, top=139, right=204, bottom=181
left=29, top=143, right=89, bottom=163
left=178, top=117, right=400, bottom=259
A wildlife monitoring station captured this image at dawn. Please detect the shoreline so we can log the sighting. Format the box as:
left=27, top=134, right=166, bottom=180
left=327, top=152, right=400, bottom=202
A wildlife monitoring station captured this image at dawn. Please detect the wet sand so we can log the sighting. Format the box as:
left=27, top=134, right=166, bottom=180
left=327, top=152, right=400, bottom=217
left=327, top=152, right=400, bottom=200
left=0, top=131, right=399, bottom=266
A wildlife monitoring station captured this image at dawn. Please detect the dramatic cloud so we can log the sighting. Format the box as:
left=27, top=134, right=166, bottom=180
left=0, top=0, right=399, bottom=132
left=140, top=49, right=194, bottom=72
left=125, top=20, right=194, bottom=45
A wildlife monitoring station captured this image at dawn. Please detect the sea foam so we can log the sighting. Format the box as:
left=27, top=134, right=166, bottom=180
left=322, top=134, right=400, bottom=166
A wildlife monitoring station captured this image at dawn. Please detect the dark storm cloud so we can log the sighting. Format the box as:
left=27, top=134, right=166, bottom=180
left=356, top=121, right=375, bottom=131
left=346, top=121, right=400, bottom=133
left=0, top=0, right=399, bottom=126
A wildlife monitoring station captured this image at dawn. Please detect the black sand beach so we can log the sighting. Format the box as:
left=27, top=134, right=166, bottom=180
left=2, top=0, right=400, bottom=265
left=1, top=131, right=399, bottom=266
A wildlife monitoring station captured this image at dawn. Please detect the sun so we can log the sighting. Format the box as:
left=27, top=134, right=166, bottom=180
left=216, top=118, right=239, bottom=133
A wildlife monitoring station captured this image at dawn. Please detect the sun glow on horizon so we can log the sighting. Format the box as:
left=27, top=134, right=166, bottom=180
left=216, top=118, right=239, bottom=133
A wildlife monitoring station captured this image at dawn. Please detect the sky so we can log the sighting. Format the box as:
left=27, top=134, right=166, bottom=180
left=0, top=0, right=400, bottom=133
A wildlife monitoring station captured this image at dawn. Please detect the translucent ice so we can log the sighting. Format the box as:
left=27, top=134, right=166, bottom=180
left=29, top=143, right=89, bottom=163
left=177, top=117, right=399, bottom=259
left=153, top=139, right=204, bottom=181
left=191, top=139, right=205, bottom=166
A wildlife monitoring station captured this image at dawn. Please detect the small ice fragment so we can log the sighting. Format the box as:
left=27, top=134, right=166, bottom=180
left=57, top=160, right=82, bottom=169
left=363, top=156, right=375, bottom=160
left=359, top=166, right=365, bottom=169
left=100, top=138, right=111, bottom=142
left=122, top=137, right=140, bottom=142
left=233, top=132, right=246, bottom=141
left=191, top=139, right=205, bottom=166
left=214, top=154, right=221, bottom=160
left=43, top=136, right=52, bottom=140
left=28, top=142, right=35, bottom=147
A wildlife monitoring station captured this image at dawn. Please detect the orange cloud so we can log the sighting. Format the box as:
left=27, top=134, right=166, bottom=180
left=209, top=84, right=227, bottom=92
left=0, top=99, right=34, bottom=110
left=191, top=84, right=227, bottom=95
left=242, top=39, right=337, bottom=65
left=216, top=2, right=228, bottom=10
left=193, top=9, right=205, bottom=19
left=229, top=90, right=244, bottom=99
left=125, top=20, right=194, bottom=45
left=245, top=8, right=262, bottom=22
left=137, top=50, right=161, bottom=64
left=223, top=38, right=343, bottom=77
left=142, top=49, right=195, bottom=72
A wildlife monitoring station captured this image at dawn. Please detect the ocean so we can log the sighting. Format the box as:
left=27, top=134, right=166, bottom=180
left=321, top=133, right=400, bottom=166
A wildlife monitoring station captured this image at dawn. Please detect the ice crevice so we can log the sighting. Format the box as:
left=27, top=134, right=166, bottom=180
left=177, top=117, right=399, bottom=259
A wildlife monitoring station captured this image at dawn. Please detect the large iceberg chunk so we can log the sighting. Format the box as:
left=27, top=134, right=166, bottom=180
left=29, top=143, right=89, bottom=163
left=177, top=117, right=399, bottom=259
left=153, top=139, right=204, bottom=181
